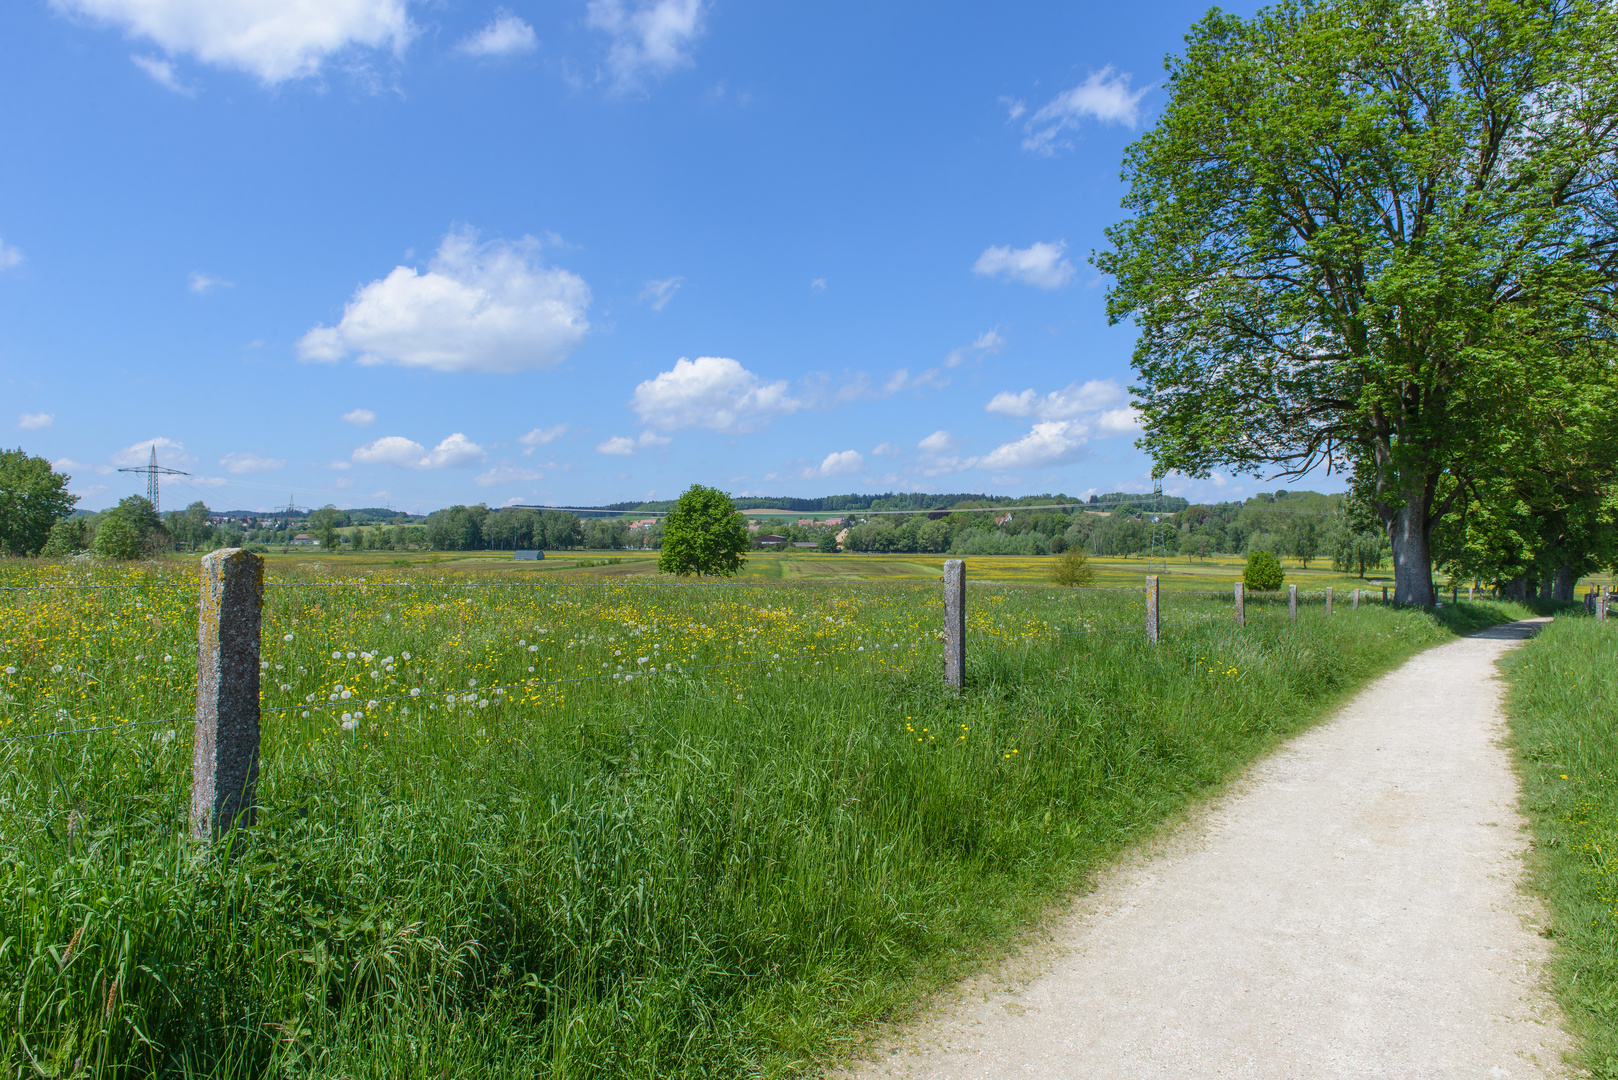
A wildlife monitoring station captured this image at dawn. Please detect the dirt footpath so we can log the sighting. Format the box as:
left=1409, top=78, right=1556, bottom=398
left=837, top=620, right=1576, bottom=1079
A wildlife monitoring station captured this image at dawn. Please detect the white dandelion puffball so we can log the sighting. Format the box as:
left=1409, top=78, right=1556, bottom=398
left=331, top=651, right=341, bottom=660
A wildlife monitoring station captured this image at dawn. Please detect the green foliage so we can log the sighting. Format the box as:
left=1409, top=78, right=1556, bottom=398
left=1097, top=0, right=1618, bottom=603
left=90, top=512, right=143, bottom=560
left=0, top=448, right=76, bottom=556
left=1244, top=550, right=1285, bottom=591
left=816, top=531, right=839, bottom=553
left=658, top=485, right=749, bottom=576
left=38, top=518, right=89, bottom=557
left=1503, top=618, right=1618, bottom=1077
left=1051, top=545, right=1096, bottom=587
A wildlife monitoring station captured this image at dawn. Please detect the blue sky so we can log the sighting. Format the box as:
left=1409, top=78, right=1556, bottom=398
left=0, top=0, right=1333, bottom=514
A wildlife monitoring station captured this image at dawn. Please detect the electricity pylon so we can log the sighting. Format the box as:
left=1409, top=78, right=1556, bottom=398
left=116, top=445, right=190, bottom=515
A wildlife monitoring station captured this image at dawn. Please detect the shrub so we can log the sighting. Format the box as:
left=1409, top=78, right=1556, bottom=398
left=1244, top=549, right=1285, bottom=591
left=91, top=513, right=143, bottom=560
left=1051, top=545, right=1096, bottom=587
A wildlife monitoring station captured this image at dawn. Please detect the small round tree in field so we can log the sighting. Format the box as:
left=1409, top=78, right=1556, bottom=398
left=1051, top=545, right=1096, bottom=588
left=1244, top=550, right=1284, bottom=592
left=658, top=485, right=750, bottom=577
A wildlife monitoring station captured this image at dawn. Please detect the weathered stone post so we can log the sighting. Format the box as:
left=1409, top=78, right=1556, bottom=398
left=1146, top=575, right=1160, bottom=644
left=192, top=548, right=264, bottom=841
left=1288, top=584, right=1297, bottom=623
left=943, top=559, right=965, bottom=690
left=1325, top=586, right=1333, bottom=616
left=1382, top=585, right=1389, bottom=604
left=1353, top=588, right=1361, bottom=610
left=1234, top=582, right=1245, bottom=627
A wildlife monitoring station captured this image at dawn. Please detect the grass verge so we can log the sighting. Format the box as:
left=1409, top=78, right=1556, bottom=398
left=1502, top=609, right=1618, bottom=1079
left=0, top=571, right=1524, bottom=1079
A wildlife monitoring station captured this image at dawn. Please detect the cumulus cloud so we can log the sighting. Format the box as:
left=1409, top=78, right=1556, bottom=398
left=475, top=463, right=544, bottom=487
left=517, top=424, right=568, bottom=453
left=586, top=0, right=705, bottom=87
left=112, top=437, right=195, bottom=467
left=871, top=441, right=900, bottom=457
left=456, top=10, right=536, bottom=56
left=1021, top=67, right=1150, bottom=155
left=973, top=241, right=1075, bottom=289
left=915, top=430, right=974, bottom=476
left=220, top=451, right=285, bottom=474
left=631, top=355, right=802, bottom=433
left=298, top=227, right=589, bottom=373
left=977, top=421, right=1093, bottom=470
left=810, top=450, right=862, bottom=478
left=945, top=328, right=1005, bottom=368
left=341, top=408, right=376, bottom=426
left=352, top=432, right=485, bottom=469
left=0, top=239, right=24, bottom=270
left=986, top=378, right=1129, bottom=420
left=596, top=435, right=636, bottom=456
left=54, top=0, right=415, bottom=84
left=639, top=275, right=682, bottom=310
left=188, top=270, right=230, bottom=293
left=18, top=412, right=53, bottom=430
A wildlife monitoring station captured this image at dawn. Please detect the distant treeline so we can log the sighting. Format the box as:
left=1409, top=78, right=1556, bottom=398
left=591, top=491, right=1189, bottom=516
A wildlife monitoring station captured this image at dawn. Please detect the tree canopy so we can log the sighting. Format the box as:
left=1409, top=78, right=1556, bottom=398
left=1098, top=0, right=1618, bottom=603
left=658, top=485, right=749, bottom=577
left=0, top=448, right=77, bottom=556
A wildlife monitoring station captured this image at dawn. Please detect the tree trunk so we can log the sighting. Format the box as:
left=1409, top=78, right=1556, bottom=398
left=1504, top=575, right=1528, bottom=601
left=1387, top=501, right=1435, bottom=605
left=1538, top=578, right=1554, bottom=600
left=1553, top=563, right=1575, bottom=603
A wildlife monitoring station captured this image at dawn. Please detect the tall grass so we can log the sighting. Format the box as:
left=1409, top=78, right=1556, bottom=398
left=0, top=561, right=1521, bottom=1077
left=1502, top=612, right=1618, bottom=1079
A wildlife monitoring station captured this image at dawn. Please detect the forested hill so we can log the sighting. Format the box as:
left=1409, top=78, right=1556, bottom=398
left=590, top=491, right=1188, bottom=515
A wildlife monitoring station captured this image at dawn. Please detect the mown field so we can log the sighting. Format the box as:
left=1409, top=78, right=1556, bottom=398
left=1503, top=613, right=1618, bottom=1079
left=0, top=557, right=1524, bottom=1078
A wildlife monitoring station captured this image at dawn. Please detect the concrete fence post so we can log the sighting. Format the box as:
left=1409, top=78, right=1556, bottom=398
left=1602, top=587, right=1610, bottom=623
left=192, top=548, right=264, bottom=841
left=1353, top=588, right=1360, bottom=610
left=1325, top=586, right=1333, bottom=616
left=1146, top=575, right=1160, bottom=644
left=1234, top=581, right=1245, bottom=627
left=943, top=558, right=966, bottom=690
left=1288, top=584, right=1297, bottom=623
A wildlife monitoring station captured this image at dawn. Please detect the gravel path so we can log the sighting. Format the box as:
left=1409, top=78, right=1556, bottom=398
left=837, top=620, right=1575, bottom=1079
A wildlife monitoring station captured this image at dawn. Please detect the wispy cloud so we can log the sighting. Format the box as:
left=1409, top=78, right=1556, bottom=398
left=188, top=271, right=231, bottom=293
left=0, top=239, right=24, bottom=270
left=220, top=451, right=285, bottom=474
left=456, top=10, right=537, bottom=57
left=586, top=0, right=705, bottom=88
left=945, top=328, right=1005, bottom=368
left=517, top=424, right=568, bottom=454
left=131, top=53, right=192, bottom=94
left=639, top=275, right=683, bottom=310
left=18, top=412, right=53, bottom=430
left=341, top=408, right=377, bottom=427
left=1021, top=67, right=1150, bottom=155
left=973, top=241, right=1074, bottom=289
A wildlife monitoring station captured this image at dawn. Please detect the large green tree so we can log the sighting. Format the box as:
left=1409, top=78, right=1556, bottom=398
left=658, top=485, right=749, bottom=577
left=1098, top=0, right=1618, bottom=604
left=0, top=448, right=77, bottom=556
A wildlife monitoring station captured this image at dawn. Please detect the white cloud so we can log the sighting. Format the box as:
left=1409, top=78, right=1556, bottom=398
left=298, top=226, right=590, bottom=373
left=630, top=355, right=802, bottom=433
left=918, top=430, right=956, bottom=454
left=596, top=435, right=636, bottom=456
left=327, top=460, right=352, bottom=470
left=809, top=277, right=827, bottom=293
left=586, top=0, right=705, bottom=87
left=132, top=53, right=191, bottom=93
left=475, top=463, right=544, bottom=487
left=639, top=275, right=683, bottom=310
left=945, top=328, right=1005, bottom=368
left=1000, top=94, right=1026, bottom=121
left=637, top=430, right=671, bottom=447
left=872, top=441, right=900, bottom=457
left=0, top=239, right=24, bottom=270
left=352, top=432, right=484, bottom=469
left=188, top=270, right=230, bottom=293
left=220, top=451, right=285, bottom=474
left=915, top=430, right=975, bottom=476
left=986, top=378, right=1129, bottom=421
left=54, top=457, right=114, bottom=475
left=456, top=10, right=536, bottom=56
left=517, top=424, right=568, bottom=453
left=973, top=241, right=1074, bottom=289
left=882, top=368, right=949, bottom=395
left=978, top=421, right=1094, bottom=470
left=112, top=437, right=195, bottom=467
left=341, top=408, right=376, bottom=426
left=55, top=0, right=415, bottom=84
left=18, top=412, right=53, bottom=430
left=809, top=450, right=862, bottom=478
left=1021, top=67, right=1150, bottom=155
